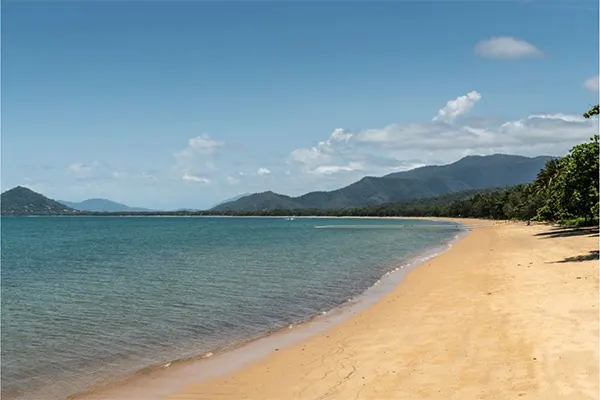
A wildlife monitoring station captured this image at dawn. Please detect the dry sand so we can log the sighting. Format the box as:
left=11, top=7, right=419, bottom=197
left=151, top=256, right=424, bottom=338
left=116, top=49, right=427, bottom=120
left=85, top=220, right=599, bottom=400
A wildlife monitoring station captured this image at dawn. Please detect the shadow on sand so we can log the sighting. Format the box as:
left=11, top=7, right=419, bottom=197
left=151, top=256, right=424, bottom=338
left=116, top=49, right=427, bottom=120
left=537, top=227, right=599, bottom=264
left=551, top=250, right=600, bottom=264
left=535, top=227, right=599, bottom=239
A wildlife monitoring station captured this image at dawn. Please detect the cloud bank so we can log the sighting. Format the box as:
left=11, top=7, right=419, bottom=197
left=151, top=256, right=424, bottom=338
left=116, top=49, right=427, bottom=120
left=288, top=91, right=596, bottom=182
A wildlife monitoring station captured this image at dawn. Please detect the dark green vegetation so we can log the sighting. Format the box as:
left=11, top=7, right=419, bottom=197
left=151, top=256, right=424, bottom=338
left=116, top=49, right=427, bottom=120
left=213, top=154, right=552, bottom=211
left=0, top=187, right=80, bottom=216
left=58, top=198, right=152, bottom=212
left=583, top=105, right=599, bottom=119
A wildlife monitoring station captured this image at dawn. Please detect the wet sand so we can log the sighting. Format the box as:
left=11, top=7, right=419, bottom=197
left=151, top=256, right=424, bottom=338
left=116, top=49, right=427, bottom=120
left=82, top=220, right=599, bottom=400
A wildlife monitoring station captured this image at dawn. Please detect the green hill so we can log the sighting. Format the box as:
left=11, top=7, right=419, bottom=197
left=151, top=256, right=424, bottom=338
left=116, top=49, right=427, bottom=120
left=385, top=154, right=552, bottom=187
left=1, top=187, right=79, bottom=216
left=213, top=154, right=552, bottom=212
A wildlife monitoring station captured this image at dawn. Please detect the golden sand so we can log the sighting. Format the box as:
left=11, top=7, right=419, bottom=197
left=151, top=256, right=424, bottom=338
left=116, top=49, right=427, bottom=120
left=84, top=220, right=599, bottom=400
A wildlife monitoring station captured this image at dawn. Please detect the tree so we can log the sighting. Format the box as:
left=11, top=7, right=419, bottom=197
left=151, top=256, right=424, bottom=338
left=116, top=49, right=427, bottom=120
left=561, top=135, right=600, bottom=223
left=584, top=105, right=599, bottom=119
left=532, top=157, right=563, bottom=196
left=535, top=135, right=599, bottom=223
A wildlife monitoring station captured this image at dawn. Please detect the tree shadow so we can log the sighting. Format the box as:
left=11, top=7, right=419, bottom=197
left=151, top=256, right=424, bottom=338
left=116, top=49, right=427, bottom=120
left=535, top=227, right=599, bottom=239
left=552, top=250, right=600, bottom=263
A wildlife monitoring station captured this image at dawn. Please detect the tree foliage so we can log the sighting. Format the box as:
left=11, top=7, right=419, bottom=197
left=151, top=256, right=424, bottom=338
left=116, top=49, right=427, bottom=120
left=584, top=104, right=599, bottom=119
left=535, top=135, right=599, bottom=223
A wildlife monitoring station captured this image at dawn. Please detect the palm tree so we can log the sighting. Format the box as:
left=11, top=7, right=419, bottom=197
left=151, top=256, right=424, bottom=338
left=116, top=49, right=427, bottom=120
left=532, top=158, right=563, bottom=195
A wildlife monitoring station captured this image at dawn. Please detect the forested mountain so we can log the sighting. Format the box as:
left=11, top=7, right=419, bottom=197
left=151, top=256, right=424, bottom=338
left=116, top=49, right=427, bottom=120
left=1, top=187, right=79, bottom=216
left=384, top=154, right=552, bottom=187
left=210, top=132, right=600, bottom=227
left=213, top=154, right=552, bottom=212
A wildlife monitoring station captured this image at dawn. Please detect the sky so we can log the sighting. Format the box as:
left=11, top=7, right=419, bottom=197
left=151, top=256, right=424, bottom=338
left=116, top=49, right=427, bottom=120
left=2, top=0, right=599, bottom=210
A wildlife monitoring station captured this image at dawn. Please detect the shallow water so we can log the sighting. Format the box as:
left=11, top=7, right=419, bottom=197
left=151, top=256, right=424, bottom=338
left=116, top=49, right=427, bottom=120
left=1, top=216, right=461, bottom=400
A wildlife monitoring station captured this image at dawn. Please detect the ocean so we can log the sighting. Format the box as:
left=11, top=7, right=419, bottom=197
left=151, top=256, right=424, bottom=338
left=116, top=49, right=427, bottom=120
left=1, top=216, right=463, bottom=400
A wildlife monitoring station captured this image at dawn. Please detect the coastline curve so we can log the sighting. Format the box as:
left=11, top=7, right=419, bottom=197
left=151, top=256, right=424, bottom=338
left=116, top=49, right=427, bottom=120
left=72, top=219, right=471, bottom=400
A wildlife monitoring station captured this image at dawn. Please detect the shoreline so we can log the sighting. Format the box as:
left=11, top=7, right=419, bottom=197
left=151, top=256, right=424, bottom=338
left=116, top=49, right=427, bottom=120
left=68, top=218, right=471, bottom=400
left=77, top=218, right=598, bottom=400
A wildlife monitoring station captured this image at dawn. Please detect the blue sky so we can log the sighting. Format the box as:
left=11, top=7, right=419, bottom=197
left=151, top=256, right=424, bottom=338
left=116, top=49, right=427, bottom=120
left=2, top=0, right=598, bottom=209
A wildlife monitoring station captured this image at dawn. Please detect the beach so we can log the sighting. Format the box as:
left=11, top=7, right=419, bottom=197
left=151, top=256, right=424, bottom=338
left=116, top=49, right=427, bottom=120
left=78, top=219, right=599, bottom=400
left=4, top=216, right=458, bottom=400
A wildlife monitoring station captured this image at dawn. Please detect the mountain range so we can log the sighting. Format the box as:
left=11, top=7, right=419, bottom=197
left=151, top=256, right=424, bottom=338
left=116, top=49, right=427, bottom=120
left=0, top=188, right=152, bottom=215
left=1, top=154, right=552, bottom=215
left=58, top=199, right=152, bottom=212
left=212, top=154, right=552, bottom=212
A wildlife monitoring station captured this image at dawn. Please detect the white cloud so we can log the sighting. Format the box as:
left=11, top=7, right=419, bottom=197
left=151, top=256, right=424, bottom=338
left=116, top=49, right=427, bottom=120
left=432, top=91, right=482, bottom=123
left=311, top=162, right=364, bottom=176
left=182, top=172, right=211, bottom=184
left=289, top=129, right=355, bottom=171
left=172, top=134, right=224, bottom=184
left=584, top=75, right=599, bottom=92
left=527, top=113, right=586, bottom=123
left=330, top=128, right=353, bottom=142
left=288, top=91, right=597, bottom=183
left=174, top=134, right=223, bottom=168
left=290, top=145, right=333, bottom=166
left=257, top=167, right=271, bottom=176
left=475, top=36, right=542, bottom=60
left=356, top=114, right=593, bottom=151
left=184, top=135, right=222, bottom=154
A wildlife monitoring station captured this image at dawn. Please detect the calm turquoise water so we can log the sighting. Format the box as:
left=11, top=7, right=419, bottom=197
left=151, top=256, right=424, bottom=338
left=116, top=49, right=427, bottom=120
left=1, top=217, right=461, bottom=400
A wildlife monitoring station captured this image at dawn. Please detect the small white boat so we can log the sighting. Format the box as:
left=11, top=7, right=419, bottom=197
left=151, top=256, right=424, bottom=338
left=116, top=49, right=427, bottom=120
left=285, top=217, right=296, bottom=221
